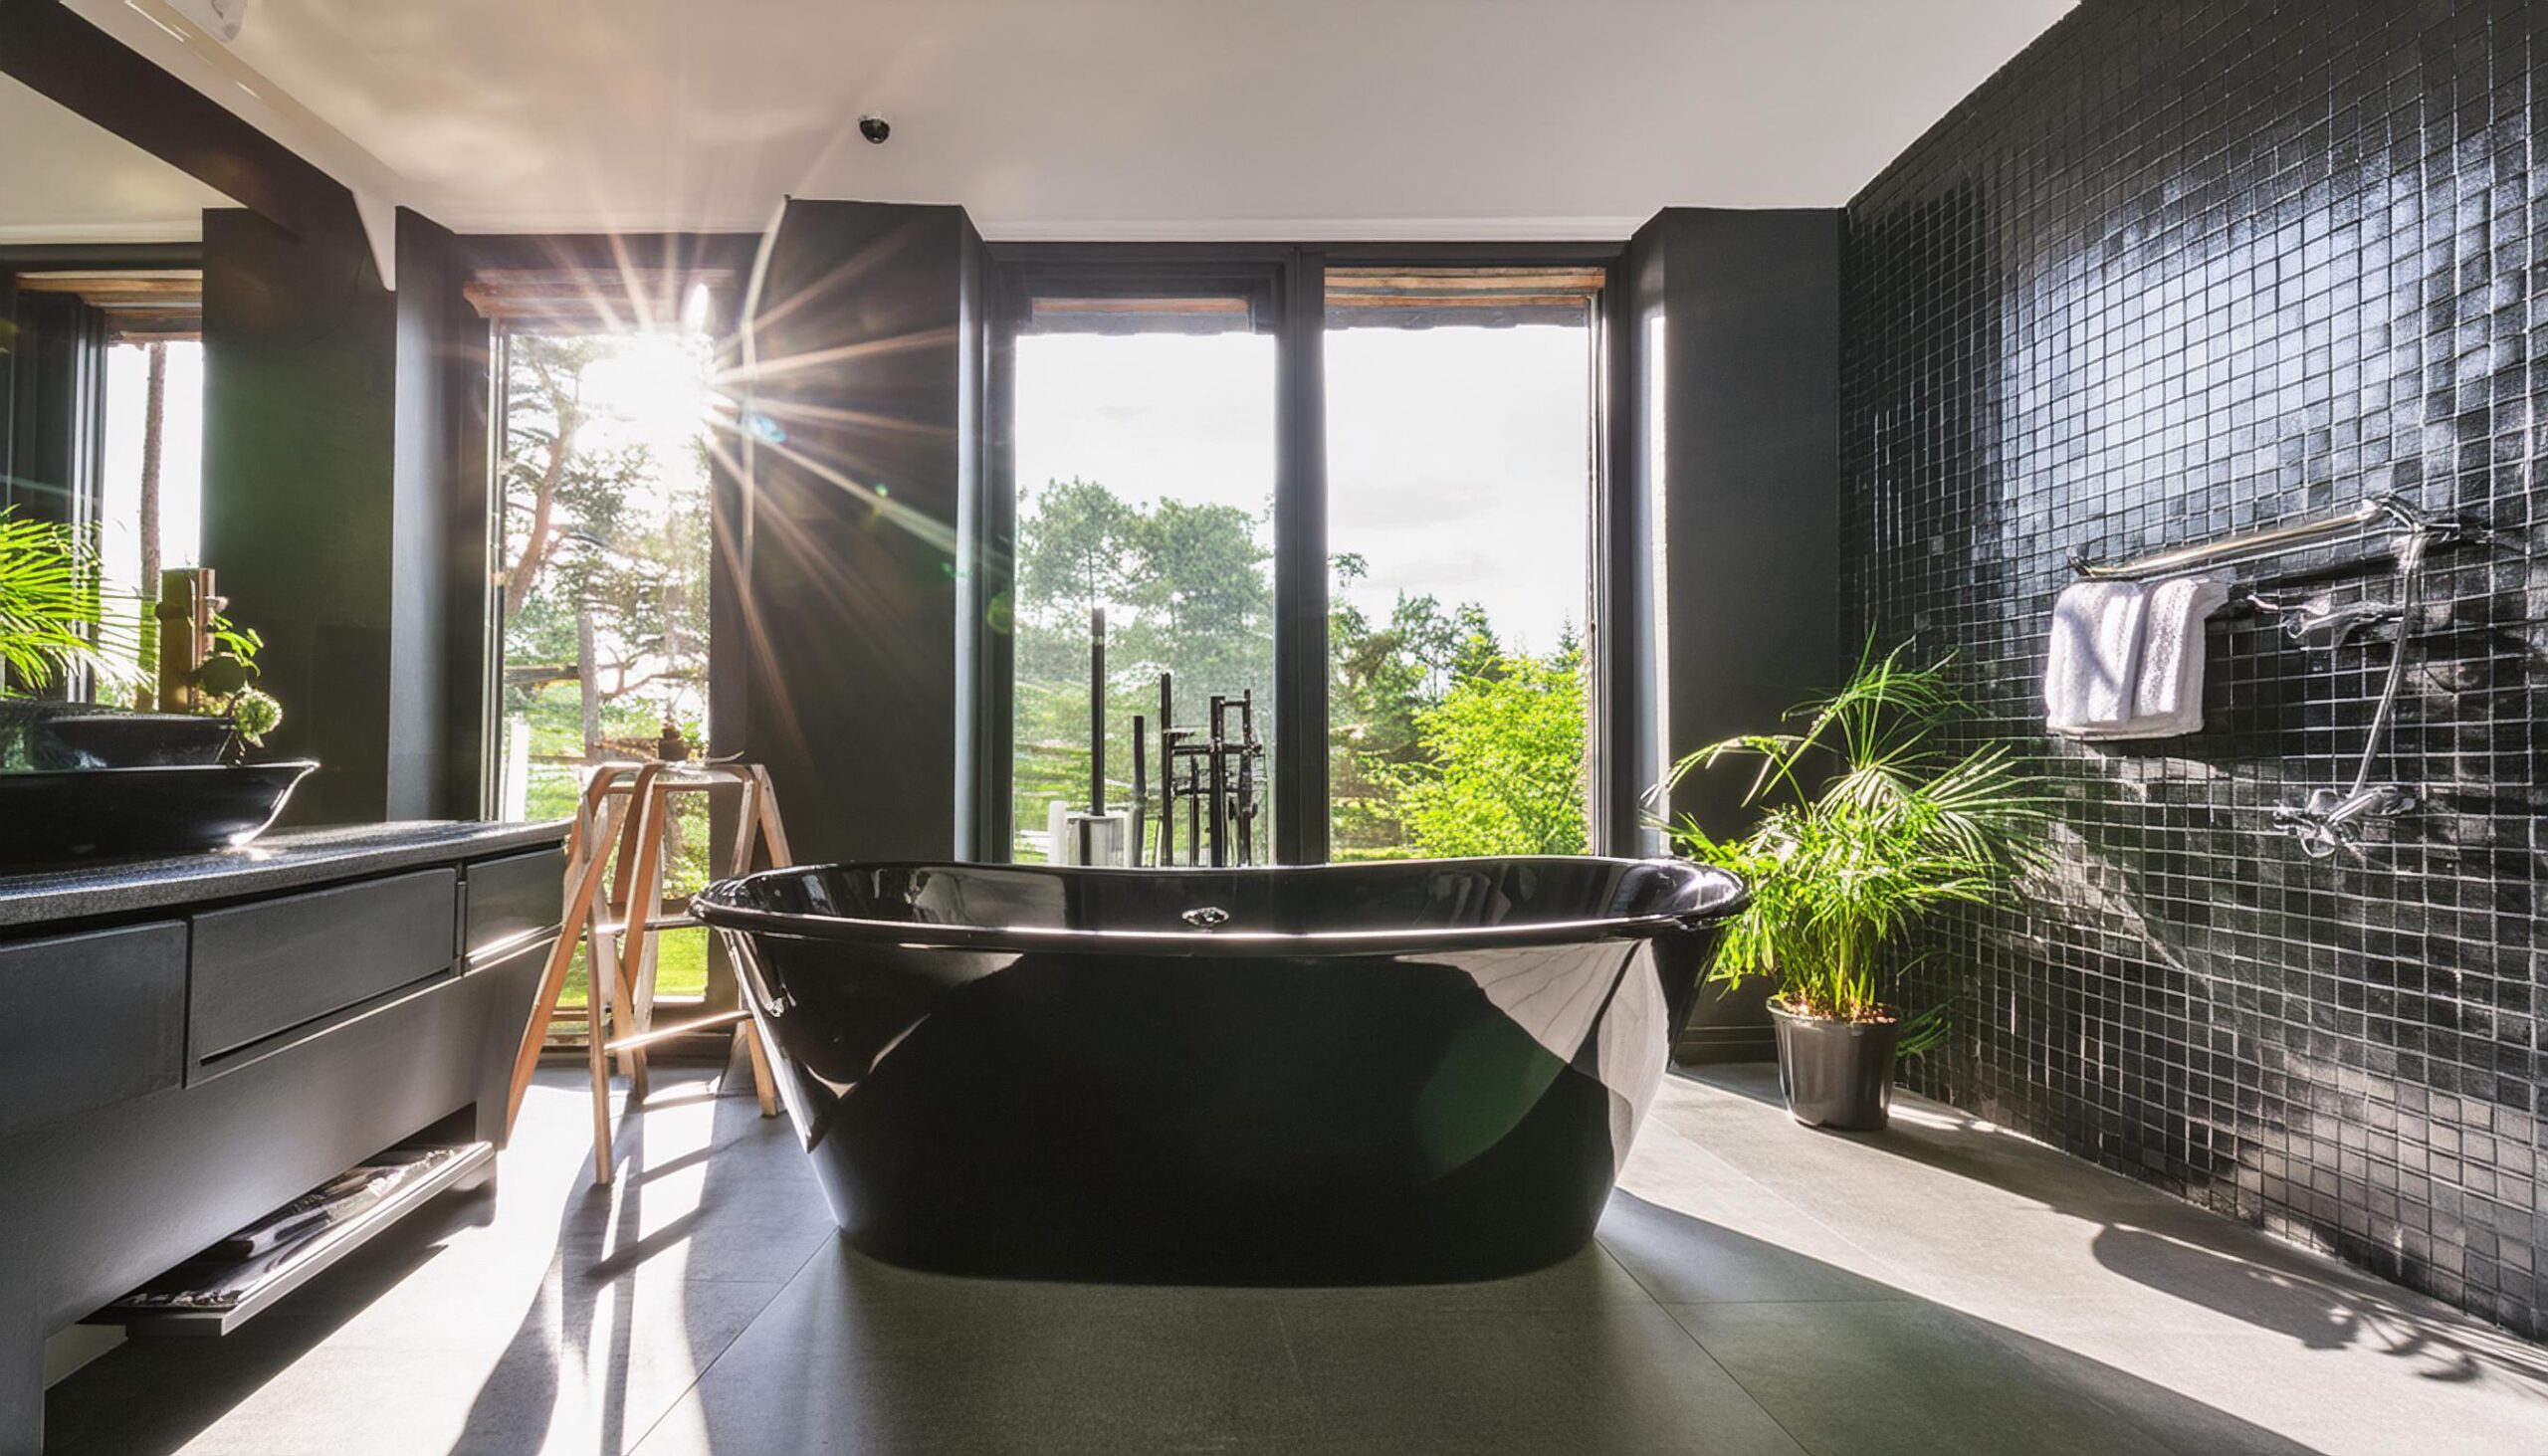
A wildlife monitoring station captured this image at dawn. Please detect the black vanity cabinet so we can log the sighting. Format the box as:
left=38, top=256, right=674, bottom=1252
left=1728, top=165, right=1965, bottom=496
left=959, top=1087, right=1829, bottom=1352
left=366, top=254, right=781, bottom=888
left=0, top=821, right=565, bottom=1456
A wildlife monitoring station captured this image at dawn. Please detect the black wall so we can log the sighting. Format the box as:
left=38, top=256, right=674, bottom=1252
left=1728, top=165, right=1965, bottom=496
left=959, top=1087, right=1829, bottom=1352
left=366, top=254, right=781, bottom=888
left=200, top=207, right=401, bottom=824
left=1842, top=0, right=2545, bottom=1336
left=393, top=210, right=493, bottom=819
left=1630, top=208, right=1843, bottom=1060
left=198, top=208, right=483, bottom=826
left=722, top=199, right=986, bottom=860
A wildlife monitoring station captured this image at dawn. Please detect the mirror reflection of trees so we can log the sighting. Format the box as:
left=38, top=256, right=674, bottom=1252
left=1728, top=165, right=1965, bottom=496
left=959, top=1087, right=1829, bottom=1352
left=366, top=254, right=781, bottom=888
left=1011, top=476, right=1587, bottom=862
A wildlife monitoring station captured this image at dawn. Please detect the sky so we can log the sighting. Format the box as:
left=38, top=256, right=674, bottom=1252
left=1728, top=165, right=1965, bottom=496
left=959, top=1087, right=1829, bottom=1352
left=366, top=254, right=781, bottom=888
left=99, top=341, right=205, bottom=591
left=1013, top=323, right=1592, bottom=656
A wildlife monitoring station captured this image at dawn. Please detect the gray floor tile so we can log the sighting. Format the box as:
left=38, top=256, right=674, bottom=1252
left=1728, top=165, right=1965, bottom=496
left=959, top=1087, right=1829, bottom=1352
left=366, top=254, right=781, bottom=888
left=631, top=1246, right=1321, bottom=1455
left=1597, top=1186, right=1906, bottom=1305
left=1275, top=1302, right=1806, bottom=1456
left=636, top=1247, right=1802, bottom=1456
left=1665, top=1300, right=2189, bottom=1456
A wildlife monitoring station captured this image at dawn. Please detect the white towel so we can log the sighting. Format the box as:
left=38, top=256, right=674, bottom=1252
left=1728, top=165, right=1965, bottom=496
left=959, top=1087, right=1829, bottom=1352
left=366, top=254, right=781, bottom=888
left=2113, top=574, right=2231, bottom=737
left=2044, top=580, right=2148, bottom=734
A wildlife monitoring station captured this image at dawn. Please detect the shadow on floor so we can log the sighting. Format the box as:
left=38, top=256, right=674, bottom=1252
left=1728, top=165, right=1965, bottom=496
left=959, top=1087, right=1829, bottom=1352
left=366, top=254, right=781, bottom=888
left=1696, top=1063, right=2548, bottom=1393
left=1603, top=1190, right=2333, bottom=1456
left=442, top=1078, right=780, bottom=1456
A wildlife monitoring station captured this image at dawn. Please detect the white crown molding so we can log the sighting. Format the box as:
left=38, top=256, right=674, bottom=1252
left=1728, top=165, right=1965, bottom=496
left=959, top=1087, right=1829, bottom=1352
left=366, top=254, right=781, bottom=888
left=65, top=0, right=412, bottom=288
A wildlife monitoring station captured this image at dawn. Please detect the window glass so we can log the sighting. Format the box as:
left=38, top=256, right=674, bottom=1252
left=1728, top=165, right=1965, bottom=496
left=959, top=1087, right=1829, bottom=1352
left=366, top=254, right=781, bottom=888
left=1324, top=293, right=1594, bottom=860
left=493, top=328, right=717, bottom=1001
left=1009, top=317, right=1278, bottom=864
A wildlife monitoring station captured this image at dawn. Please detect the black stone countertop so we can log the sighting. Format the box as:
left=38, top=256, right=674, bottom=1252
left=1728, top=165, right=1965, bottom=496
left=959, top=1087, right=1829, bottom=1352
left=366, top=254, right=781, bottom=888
left=0, top=819, right=570, bottom=931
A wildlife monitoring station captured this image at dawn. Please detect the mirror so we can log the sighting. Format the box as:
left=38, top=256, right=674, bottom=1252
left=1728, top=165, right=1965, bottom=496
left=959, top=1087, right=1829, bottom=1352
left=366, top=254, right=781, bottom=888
left=0, top=71, right=236, bottom=710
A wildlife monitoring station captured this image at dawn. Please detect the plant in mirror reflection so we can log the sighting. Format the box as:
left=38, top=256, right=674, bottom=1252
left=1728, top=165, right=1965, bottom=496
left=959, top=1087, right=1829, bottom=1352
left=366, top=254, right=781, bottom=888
left=1662, top=641, right=2042, bottom=1043
left=192, top=607, right=279, bottom=745
left=0, top=507, right=140, bottom=694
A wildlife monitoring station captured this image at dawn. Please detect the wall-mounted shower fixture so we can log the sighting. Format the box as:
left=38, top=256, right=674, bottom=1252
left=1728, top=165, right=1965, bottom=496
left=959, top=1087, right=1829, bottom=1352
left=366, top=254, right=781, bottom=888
left=2244, top=592, right=2401, bottom=650
left=2070, top=494, right=2493, bottom=859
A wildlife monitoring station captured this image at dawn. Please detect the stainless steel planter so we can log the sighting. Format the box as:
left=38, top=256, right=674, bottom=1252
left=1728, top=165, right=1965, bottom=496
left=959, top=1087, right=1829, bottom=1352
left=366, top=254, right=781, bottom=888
left=1769, top=1001, right=1901, bottom=1131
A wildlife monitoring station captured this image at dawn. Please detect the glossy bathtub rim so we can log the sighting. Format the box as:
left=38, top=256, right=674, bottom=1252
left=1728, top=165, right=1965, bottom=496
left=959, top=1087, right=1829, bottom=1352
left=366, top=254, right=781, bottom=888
left=692, top=854, right=1751, bottom=956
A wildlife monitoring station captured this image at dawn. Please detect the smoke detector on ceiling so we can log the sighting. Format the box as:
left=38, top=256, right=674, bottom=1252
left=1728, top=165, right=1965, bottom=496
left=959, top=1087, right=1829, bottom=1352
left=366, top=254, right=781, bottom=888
left=158, top=0, right=248, bottom=44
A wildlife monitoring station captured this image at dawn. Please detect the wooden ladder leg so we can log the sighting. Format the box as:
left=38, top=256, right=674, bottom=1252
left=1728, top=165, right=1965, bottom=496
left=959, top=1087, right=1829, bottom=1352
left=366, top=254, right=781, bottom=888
left=589, top=766, right=662, bottom=1185
left=505, top=782, right=625, bottom=1135
left=627, top=796, right=674, bottom=1107
left=614, top=775, right=670, bottom=1108
left=583, top=781, right=634, bottom=1187
left=597, top=792, right=645, bottom=1089
left=748, top=767, right=795, bottom=1115
left=749, top=765, right=795, bottom=867
left=726, top=771, right=762, bottom=878
left=739, top=1018, right=779, bottom=1118
left=721, top=770, right=781, bottom=1118
left=586, top=934, right=614, bottom=1186
left=599, top=785, right=643, bottom=1083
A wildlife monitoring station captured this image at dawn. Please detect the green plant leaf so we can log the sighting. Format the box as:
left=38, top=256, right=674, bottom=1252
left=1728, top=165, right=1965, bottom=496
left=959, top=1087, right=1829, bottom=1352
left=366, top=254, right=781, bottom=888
left=0, top=507, right=141, bottom=691
left=1657, top=638, right=2038, bottom=1025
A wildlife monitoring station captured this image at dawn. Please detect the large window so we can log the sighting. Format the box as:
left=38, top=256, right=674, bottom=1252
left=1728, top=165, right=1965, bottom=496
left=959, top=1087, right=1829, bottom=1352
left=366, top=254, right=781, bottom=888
left=990, top=257, right=1606, bottom=866
left=493, top=325, right=717, bottom=1001
left=1325, top=270, right=1596, bottom=860
left=1007, top=292, right=1279, bottom=863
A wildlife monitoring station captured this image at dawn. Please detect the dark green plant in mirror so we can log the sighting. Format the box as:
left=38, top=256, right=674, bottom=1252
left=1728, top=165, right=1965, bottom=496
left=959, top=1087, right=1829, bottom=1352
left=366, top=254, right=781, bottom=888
left=194, top=609, right=281, bottom=745
left=1662, top=642, right=2041, bottom=1049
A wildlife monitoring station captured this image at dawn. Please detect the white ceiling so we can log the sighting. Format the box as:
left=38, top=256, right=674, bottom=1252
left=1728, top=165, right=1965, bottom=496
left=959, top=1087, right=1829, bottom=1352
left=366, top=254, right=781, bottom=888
left=87, top=0, right=2072, bottom=241
left=0, top=74, right=236, bottom=244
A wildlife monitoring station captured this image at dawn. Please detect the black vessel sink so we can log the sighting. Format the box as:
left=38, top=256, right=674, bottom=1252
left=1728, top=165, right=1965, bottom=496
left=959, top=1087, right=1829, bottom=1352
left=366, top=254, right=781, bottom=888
left=0, top=762, right=318, bottom=862
left=25, top=711, right=236, bottom=768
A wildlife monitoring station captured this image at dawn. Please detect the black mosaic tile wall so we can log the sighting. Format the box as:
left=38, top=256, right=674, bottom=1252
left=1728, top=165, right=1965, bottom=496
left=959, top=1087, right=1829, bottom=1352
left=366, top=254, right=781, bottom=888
left=1840, top=0, right=2546, bottom=1337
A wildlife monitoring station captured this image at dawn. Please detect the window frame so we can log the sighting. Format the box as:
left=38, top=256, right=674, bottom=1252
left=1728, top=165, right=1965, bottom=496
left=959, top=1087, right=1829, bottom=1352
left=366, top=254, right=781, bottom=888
left=460, top=233, right=760, bottom=822
left=972, top=240, right=1635, bottom=865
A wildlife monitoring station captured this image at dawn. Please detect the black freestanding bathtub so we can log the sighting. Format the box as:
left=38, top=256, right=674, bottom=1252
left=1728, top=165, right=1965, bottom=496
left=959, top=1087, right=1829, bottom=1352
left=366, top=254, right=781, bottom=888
left=696, top=856, right=1747, bottom=1283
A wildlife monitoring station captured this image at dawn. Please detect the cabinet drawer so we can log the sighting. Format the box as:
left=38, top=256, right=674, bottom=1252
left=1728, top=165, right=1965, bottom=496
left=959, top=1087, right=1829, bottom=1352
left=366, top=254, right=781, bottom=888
left=463, top=845, right=564, bottom=962
left=190, top=868, right=458, bottom=1061
left=0, top=922, right=187, bottom=1139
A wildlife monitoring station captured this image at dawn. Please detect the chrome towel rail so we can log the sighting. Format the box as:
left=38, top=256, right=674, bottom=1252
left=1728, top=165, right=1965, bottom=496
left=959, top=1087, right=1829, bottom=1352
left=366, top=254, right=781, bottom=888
left=2065, top=494, right=2480, bottom=581
left=2065, top=494, right=2495, bottom=859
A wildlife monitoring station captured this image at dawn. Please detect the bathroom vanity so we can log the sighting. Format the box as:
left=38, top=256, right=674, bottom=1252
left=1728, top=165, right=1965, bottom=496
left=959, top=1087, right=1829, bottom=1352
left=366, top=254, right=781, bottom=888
left=0, top=821, right=565, bottom=1456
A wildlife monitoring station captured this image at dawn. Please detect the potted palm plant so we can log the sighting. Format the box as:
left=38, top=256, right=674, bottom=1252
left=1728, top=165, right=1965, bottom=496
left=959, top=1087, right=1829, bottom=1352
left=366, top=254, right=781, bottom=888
left=1663, top=644, right=2038, bottom=1131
